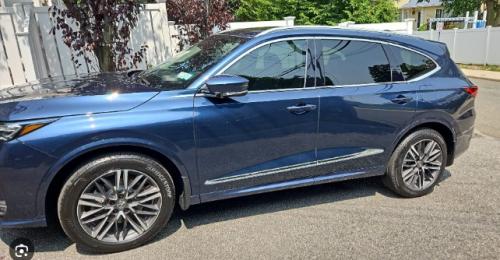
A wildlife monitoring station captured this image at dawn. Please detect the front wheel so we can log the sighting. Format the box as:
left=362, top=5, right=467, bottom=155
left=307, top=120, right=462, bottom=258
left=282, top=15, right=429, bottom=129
left=58, top=153, right=176, bottom=253
left=384, top=129, right=447, bottom=197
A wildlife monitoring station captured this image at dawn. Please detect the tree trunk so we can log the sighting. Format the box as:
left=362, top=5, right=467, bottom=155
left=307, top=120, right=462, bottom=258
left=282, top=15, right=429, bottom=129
left=485, top=0, right=497, bottom=26
left=494, top=1, right=500, bottom=26
left=95, top=22, right=115, bottom=72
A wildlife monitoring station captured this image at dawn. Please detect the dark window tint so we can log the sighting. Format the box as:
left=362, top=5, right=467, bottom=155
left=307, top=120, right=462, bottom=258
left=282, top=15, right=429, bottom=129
left=388, top=46, right=437, bottom=81
left=225, top=40, right=308, bottom=91
left=317, top=40, right=391, bottom=86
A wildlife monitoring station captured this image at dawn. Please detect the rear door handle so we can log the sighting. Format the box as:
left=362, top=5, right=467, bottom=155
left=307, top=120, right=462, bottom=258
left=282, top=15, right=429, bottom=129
left=286, top=104, right=317, bottom=115
left=391, top=95, right=413, bottom=104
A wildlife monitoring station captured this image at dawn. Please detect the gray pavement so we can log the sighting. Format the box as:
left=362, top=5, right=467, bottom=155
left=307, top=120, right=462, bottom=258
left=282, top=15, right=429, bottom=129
left=1, top=79, right=499, bottom=260
left=472, top=78, right=500, bottom=139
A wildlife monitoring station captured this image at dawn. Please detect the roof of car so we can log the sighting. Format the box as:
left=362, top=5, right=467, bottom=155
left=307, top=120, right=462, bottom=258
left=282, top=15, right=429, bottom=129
left=220, top=26, right=446, bottom=58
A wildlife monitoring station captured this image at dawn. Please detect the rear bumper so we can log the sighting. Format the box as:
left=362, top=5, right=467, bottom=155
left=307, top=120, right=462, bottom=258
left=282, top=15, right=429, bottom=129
left=0, top=140, right=56, bottom=228
left=452, top=127, right=474, bottom=163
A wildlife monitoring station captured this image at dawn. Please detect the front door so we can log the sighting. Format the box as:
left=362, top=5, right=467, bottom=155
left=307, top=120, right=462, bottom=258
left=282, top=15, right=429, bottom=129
left=194, top=39, right=319, bottom=197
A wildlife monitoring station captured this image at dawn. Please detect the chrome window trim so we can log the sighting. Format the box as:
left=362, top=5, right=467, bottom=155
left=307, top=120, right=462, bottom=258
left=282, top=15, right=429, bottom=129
left=208, top=36, right=441, bottom=94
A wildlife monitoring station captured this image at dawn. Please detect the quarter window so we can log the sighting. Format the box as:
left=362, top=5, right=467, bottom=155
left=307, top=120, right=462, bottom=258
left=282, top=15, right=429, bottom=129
left=317, top=40, right=391, bottom=86
left=387, top=46, right=437, bottom=81
left=225, top=40, right=308, bottom=91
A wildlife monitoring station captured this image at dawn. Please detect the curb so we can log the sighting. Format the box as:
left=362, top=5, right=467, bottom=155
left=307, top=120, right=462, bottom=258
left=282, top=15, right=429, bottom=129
left=466, top=75, right=500, bottom=82
left=461, top=69, right=500, bottom=82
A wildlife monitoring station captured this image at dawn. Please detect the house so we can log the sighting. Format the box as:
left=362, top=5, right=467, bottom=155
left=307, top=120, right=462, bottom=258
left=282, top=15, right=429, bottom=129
left=398, top=0, right=447, bottom=30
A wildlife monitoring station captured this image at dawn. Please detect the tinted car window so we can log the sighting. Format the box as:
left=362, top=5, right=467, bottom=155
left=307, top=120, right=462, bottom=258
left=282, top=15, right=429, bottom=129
left=139, top=34, right=248, bottom=89
left=317, top=40, right=391, bottom=86
left=387, top=46, right=437, bottom=81
left=225, top=40, right=308, bottom=91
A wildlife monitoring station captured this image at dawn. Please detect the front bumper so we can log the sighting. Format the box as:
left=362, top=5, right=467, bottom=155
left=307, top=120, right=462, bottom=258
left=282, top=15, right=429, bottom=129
left=0, top=140, right=56, bottom=228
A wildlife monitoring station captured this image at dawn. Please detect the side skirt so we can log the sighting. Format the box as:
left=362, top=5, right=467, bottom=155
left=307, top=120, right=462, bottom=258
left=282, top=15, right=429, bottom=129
left=198, top=166, right=385, bottom=204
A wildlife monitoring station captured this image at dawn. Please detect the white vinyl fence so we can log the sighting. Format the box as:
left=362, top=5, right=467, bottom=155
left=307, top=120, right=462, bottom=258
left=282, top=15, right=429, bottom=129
left=414, top=26, right=500, bottom=65
left=29, top=3, right=177, bottom=80
left=337, top=19, right=414, bottom=35
left=0, top=3, right=177, bottom=89
left=0, top=1, right=295, bottom=90
left=0, top=3, right=37, bottom=87
left=227, top=16, right=295, bottom=30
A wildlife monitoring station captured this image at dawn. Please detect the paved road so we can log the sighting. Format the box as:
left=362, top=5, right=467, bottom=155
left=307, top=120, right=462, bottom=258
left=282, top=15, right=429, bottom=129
left=1, top=80, right=499, bottom=260
left=471, top=78, right=500, bottom=138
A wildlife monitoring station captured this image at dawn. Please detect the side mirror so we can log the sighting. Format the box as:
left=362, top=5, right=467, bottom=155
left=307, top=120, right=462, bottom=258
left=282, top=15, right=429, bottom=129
left=203, top=75, right=249, bottom=98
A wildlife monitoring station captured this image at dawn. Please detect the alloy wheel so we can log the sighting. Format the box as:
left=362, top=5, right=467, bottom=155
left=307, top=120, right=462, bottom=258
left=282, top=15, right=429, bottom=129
left=76, top=169, right=163, bottom=243
left=401, top=139, right=443, bottom=191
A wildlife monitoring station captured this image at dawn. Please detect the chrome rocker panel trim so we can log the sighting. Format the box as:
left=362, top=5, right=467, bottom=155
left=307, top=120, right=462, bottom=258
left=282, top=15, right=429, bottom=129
left=200, top=166, right=386, bottom=203
left=205, top=148, right=384, bottom=185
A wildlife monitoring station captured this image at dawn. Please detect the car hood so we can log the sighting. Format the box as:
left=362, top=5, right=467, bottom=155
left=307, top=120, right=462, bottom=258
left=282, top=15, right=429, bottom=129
left=0, top=73, right=160, bottom=121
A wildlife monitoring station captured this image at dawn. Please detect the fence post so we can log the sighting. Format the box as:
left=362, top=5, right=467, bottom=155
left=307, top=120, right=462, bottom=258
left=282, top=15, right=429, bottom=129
left=284, top=16, right=295, bottom=27
left=405, top=18, right=414, bottom=34
left=452, top=28, right=458, bottom=60
left=167, top=21, right=177, bottom=54
left=484, top=26, right=491, bottom=65
left=464, top=11, right=469, bottom=29
left=473, top=10, right=478, bottom=29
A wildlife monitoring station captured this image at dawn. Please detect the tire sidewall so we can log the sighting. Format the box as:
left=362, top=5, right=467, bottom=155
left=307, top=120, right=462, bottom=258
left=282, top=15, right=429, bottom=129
left=58, top=154, right=175, bottom=253
left=390, top=129, right=448, bottom=197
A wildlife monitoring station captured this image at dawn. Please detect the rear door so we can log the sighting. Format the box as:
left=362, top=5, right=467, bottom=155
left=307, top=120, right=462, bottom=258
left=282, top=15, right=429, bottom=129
left=194, top=39, right=319, bottom=197
left=311, top=38, right=418, bottom=176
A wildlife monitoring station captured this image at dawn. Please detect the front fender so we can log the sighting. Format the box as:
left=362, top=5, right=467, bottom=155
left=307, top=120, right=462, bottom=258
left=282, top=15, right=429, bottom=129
left=31, top=135, right=195, bottom=219
left=17, top=109, right=197, bottom=218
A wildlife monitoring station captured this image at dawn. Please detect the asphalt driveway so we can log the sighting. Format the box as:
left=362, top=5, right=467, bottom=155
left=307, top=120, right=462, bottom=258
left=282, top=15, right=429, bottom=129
left=0, top=79, right=499, bottom=260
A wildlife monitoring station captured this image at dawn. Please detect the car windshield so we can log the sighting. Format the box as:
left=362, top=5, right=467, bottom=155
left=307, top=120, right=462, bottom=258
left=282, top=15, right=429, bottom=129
left=138, top=34, right=249, bottom=89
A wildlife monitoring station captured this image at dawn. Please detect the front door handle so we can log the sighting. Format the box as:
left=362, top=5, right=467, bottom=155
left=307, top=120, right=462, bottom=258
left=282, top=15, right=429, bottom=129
left=391, top=95, right=413, bottom=104
left=286, top=104, right=317, bottom=115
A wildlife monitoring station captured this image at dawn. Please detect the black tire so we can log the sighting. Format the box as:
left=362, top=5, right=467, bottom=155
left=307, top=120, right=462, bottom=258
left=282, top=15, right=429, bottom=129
left=57, top=153, right=176, bottom=253
left=384, top=129, right=448, bottom=197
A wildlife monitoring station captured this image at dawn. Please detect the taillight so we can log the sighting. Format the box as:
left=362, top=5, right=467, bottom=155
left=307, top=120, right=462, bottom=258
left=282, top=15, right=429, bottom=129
left=464, top=85, right=478, bottom=97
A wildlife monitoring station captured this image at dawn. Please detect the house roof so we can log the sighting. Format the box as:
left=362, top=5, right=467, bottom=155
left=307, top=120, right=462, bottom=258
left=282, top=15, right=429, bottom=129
left=400, top=0, right=442, bottom=9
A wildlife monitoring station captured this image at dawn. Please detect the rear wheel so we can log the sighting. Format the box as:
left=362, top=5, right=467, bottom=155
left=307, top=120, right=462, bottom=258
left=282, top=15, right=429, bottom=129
left=384, top=129, right=447, bottom=197
left=58, top=153, right=175, bottom=253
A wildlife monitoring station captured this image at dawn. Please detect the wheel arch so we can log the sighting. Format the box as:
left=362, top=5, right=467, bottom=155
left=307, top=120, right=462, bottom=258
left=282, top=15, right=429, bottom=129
left=393, top=120, right=456, bottom=167
left=42, top=143, right=194, bottom=226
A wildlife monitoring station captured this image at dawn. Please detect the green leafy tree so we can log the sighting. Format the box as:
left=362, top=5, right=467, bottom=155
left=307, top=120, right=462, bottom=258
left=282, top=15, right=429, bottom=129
left=345, top=0, right=399, bottom=24
left=419, top=0, right=500, bottom=26
left=233, top=0, right=398, bottom=25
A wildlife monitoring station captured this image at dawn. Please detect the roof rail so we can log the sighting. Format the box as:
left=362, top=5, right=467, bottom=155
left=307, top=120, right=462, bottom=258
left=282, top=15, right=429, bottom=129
left=256, top=25, right=342, bottom=36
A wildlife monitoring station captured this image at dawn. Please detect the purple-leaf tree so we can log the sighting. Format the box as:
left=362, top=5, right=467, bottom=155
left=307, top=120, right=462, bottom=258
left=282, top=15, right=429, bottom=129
left=49, top=1, right=148, bottom=72
left=166, top=0, right=234, bottom=51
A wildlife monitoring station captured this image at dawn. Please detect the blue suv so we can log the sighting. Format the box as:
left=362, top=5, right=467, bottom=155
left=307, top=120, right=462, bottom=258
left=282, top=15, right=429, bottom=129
left=0, top=27, right=476, bottom=252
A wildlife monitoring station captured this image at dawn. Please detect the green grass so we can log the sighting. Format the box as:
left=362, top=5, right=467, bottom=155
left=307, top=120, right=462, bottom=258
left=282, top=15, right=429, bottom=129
left=459, top=64, right=500, bottom=72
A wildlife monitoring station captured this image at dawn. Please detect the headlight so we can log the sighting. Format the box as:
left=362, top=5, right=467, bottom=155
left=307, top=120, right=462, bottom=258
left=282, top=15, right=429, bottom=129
left=0, top=122, right=51, bottom=142
left=0, top=124, right=22, bottom=142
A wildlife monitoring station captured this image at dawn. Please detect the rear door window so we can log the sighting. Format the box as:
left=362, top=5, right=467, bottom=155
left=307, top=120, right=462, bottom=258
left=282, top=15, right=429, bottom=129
left=385, top=45, right=437, bottom=81
left=316, top=40, right=391, bottom=86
